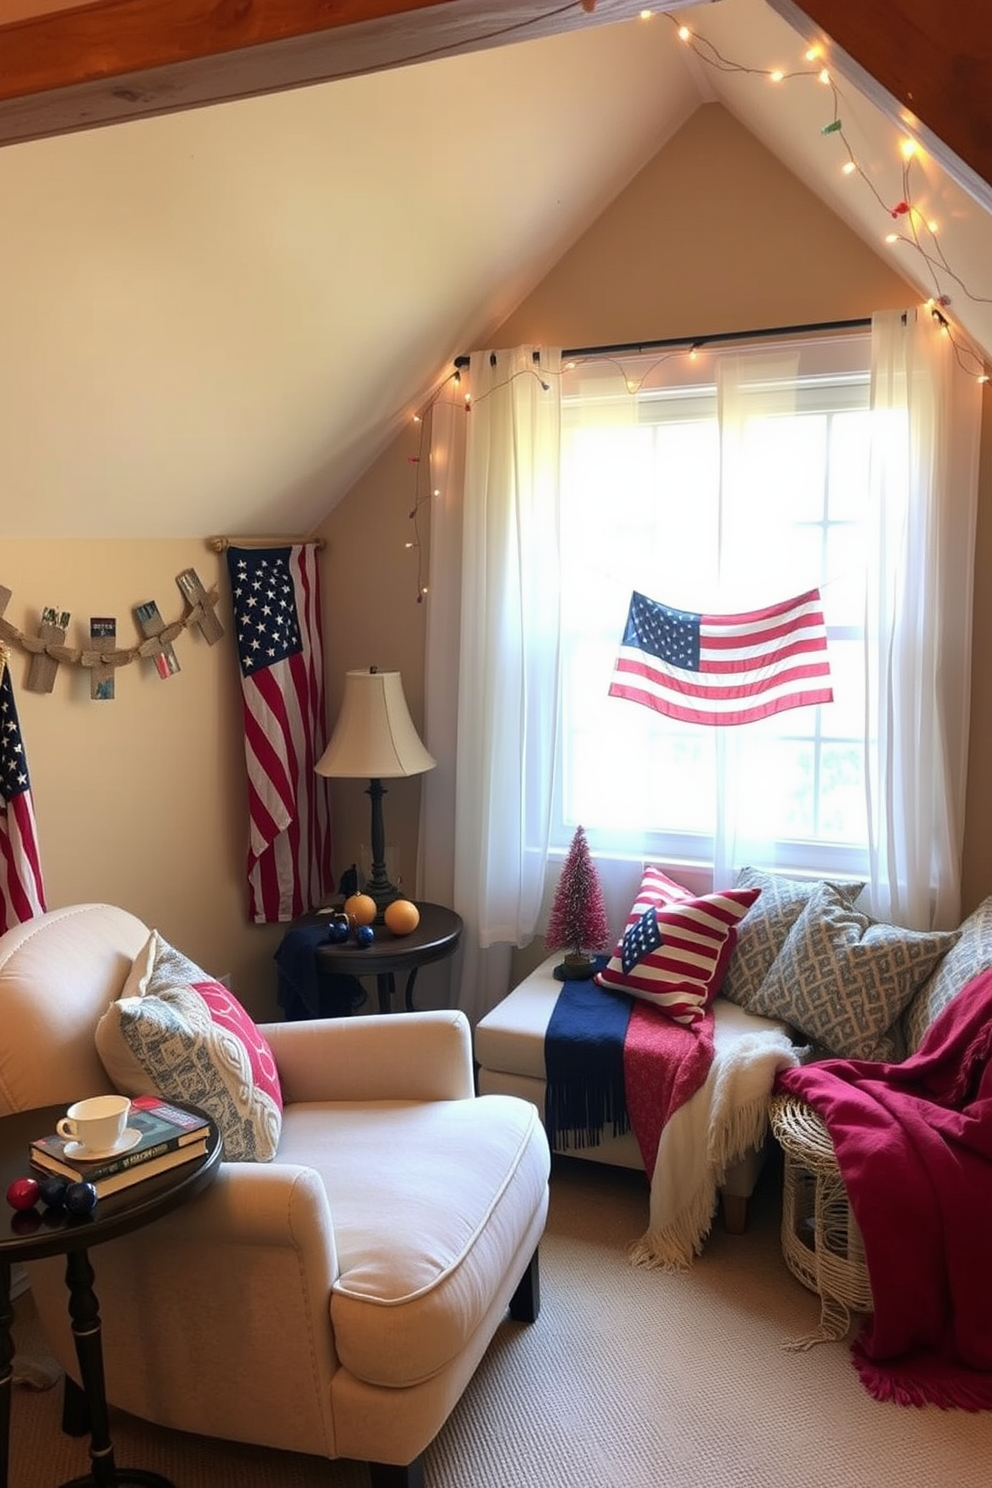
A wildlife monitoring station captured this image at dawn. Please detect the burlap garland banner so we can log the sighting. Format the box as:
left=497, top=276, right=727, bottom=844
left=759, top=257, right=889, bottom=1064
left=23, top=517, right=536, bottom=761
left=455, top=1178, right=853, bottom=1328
left=0, top=581, right=222, bottom=674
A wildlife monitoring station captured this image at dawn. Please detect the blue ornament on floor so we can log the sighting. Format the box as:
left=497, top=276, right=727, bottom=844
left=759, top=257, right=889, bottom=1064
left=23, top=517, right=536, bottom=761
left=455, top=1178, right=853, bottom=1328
left=353, top=923, right=375, bottom=947
left=64, top=1181, right=98, bottom=1217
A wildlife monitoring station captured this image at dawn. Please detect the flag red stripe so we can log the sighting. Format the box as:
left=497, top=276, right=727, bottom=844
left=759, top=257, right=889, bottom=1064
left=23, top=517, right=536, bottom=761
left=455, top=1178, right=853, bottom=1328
left=609, top=677, right=834, bottom=727
left=612, top=655, right=832, bottom=702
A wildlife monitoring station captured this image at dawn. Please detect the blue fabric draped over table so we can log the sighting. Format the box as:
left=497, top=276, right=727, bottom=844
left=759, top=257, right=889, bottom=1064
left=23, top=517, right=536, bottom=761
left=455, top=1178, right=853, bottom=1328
left=274, top=925, right=367, bottom=1020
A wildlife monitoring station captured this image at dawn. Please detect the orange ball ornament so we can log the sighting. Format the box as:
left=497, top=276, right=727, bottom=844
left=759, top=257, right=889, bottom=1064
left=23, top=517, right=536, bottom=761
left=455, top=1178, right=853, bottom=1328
left=344, top=893, right=377, bottom=927
left=384, top=899, right=420, bottom=935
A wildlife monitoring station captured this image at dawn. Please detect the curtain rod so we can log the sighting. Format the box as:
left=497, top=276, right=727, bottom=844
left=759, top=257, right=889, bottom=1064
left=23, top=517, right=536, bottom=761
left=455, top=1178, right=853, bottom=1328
left=453, top=316, right=873, bottom=368
left=207, top=535, right=325, bottom=552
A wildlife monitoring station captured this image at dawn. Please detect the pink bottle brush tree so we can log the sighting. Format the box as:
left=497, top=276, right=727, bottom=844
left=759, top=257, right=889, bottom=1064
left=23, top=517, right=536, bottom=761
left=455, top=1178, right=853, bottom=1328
left=545, top=826, right=611, bottom=979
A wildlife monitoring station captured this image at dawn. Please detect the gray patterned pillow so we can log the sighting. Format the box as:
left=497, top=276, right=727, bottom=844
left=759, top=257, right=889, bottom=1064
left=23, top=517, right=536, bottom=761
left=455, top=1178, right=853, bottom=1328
left=900, top=895, right=992, bottom=1054
left=721, top=869, right=865, bottom=1012
left=747, top=881, right=960, bottom=1060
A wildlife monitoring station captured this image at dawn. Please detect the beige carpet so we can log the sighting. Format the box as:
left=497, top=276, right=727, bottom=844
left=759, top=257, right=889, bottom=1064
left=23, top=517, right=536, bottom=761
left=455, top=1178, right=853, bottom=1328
left=10, top=1153, right=989, bottom=1488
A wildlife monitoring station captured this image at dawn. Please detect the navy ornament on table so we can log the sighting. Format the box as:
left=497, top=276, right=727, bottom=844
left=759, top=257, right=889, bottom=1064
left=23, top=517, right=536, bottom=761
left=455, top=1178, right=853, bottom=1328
left=353, top=924, right=375, bottom=948
left=64, top=1181, right=99, bottom=1217
left=38, top=1173, right=70, bottom=1210
left=326, top=914, right=351, bottom=944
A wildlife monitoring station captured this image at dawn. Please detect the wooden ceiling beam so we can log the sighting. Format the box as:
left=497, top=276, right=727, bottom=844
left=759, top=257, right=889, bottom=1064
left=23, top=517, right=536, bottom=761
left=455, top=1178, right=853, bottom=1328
left=770, top=0, right=992, bottom=208
left=0, top=0, right=706, bottom=148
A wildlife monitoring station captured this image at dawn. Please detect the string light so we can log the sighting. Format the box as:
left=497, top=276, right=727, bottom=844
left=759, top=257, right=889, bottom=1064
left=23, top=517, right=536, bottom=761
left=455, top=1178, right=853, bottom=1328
left=399, top=11, right=992, bottom=596
left=668, top=15, right=991, bottom=384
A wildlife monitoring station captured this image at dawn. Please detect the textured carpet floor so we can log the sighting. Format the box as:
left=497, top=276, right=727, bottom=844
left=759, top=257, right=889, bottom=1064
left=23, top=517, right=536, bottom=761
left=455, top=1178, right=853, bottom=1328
left=10, top=1152, right=990, bottom=1487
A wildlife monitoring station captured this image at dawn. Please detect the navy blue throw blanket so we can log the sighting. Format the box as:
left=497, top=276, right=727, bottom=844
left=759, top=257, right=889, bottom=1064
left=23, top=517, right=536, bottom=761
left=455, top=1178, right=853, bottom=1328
left=544, top=966, right=632, bottom=1151
left=274, top=926, right=367, bottom=1020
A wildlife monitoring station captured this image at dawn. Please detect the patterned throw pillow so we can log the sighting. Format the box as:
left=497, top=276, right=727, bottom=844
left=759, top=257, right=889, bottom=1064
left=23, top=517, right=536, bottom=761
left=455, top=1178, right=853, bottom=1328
left=747, top=881, right=960, bottom=1060
left=900, top=895, right=992, bottom=1054
left=95, top=931, right=283, bottom=1161
left=722, top=868, right=865, bottom=1012
left=595, top=866, right=760, bottom=1025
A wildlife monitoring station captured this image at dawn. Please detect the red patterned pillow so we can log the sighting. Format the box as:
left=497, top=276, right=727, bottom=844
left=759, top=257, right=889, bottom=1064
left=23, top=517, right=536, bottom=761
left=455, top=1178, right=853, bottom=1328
left=595, top=867, right=761, bottom=1024
left=95, top=931, right=283, bottom=1161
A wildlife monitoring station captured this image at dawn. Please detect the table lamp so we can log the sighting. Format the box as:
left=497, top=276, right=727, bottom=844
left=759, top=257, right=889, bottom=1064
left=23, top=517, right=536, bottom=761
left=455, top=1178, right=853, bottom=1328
left=315, top=667, right=436, bottom=916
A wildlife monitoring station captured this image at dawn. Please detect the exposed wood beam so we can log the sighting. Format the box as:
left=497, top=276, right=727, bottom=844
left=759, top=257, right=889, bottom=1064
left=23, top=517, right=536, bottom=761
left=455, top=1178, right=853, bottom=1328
left=769, top=0, right=992, bottom=211
left=0, top=0, right=709, bottom=148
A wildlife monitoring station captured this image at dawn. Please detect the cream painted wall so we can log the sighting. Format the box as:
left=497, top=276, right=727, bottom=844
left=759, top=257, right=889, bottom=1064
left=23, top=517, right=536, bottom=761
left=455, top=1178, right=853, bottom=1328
left=2, top=541, right=286, bottom=1017
left=321, top=103, right=992, bottom=1000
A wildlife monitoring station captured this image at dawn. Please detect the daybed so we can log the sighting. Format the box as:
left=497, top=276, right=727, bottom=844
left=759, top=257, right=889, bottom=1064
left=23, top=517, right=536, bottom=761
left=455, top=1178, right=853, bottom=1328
left=475, top=867, right=965, bottom=1267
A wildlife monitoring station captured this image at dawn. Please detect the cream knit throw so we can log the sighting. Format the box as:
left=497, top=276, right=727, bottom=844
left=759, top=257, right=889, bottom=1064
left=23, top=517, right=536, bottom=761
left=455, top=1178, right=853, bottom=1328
left=629, top=1028, right=800, bottom=1269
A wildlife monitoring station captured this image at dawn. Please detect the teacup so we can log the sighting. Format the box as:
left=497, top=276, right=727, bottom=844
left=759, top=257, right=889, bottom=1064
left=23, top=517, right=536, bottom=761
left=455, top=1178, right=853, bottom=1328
left=57, top=1094, right=132, bottom=1153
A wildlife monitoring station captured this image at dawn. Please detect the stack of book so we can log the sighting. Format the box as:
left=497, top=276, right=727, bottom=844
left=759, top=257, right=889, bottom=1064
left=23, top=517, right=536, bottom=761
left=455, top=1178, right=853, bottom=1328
left=30, top=1095, right=211, bottom=1197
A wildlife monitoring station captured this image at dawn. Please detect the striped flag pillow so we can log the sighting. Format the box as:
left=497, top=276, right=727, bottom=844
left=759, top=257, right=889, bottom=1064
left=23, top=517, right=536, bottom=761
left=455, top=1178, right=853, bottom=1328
left=595, top=867, right=761, bottom=1025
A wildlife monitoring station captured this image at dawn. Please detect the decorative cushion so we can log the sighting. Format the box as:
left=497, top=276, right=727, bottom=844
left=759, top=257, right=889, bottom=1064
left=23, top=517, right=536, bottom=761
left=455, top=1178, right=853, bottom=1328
left=722, top=868, right=865, bottom=1012
left=747, top=882, right=960, bottom=1060
left=900, top=895, right=992, bottom=1055
left=595, top=866, right=760, bottom=1025
left=95, top=930, right=283, bottom=1161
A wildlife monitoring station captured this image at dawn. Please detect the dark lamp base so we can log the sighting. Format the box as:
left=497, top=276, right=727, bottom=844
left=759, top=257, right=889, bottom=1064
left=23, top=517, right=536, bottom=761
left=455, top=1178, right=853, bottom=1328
left=364, top=875, right=404, bottom=921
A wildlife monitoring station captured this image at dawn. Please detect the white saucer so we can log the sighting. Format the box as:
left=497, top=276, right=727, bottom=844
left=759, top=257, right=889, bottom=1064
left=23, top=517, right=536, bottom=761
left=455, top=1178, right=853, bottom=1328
left=63, top=1127, right=142, bottom=1162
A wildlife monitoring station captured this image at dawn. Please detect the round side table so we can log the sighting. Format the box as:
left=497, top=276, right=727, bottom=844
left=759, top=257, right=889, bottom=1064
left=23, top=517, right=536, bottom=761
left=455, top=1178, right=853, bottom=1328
left=310, top=901, right=463, bottom=1013
left=1, top=1102, right=222, bottom=1488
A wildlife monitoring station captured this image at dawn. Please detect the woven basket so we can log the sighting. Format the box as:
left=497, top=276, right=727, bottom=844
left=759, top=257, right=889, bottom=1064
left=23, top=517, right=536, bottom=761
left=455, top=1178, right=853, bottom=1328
left=769, top=1092, right=873, bottom=1349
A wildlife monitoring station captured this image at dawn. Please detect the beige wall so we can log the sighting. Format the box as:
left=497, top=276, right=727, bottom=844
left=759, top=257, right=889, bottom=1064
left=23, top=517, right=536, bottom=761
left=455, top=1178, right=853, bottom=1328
left=5, top=104, right=989, bottom=1027
left=322, top=102, right=992, bottom=955
left=2, top=541, right=286, bottom=1018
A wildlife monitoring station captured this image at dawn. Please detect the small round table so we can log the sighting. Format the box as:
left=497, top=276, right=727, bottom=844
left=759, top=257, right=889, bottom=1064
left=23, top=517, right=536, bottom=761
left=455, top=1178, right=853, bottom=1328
left=312, top=901, right=462, bottom=1013
left=1, top=1102, right=222, bottom=1488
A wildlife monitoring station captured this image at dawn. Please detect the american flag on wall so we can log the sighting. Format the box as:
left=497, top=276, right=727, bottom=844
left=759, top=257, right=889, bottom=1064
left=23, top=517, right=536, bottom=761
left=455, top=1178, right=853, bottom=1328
left=609, top=588, right=833, bottom=727
left=226, top=545, right=334, bottom=923
left=0, top=649, right=47, bottom=934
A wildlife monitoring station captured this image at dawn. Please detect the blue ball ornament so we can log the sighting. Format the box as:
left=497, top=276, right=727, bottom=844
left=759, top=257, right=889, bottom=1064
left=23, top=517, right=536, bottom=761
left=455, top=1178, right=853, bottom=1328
left=64, top=1181, right=99, bottom=1217
left=326, top=915, right=351, bottom=944
left=353, top=923, right=375, bottom=947
left=38, top=1174, right=70, bottom=1210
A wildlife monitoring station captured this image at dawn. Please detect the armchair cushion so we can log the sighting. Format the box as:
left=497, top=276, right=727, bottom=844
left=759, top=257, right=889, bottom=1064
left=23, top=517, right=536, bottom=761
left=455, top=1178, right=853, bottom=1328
left=95, top=930, right=282, bottom=1160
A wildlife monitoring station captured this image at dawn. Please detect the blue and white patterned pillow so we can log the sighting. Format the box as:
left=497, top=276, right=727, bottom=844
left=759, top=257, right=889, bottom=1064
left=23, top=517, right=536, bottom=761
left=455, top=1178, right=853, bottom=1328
left=722, top=868, right=865, bottom=1012
left=747, top=881, right=959, bottom=1060
left=95, top=931, right=283, bottom=1161
left=900, top=895, right=992, bottom=1054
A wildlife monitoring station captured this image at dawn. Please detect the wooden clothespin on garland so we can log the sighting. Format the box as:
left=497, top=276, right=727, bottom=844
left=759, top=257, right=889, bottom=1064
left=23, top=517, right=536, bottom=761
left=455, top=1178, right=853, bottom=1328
left=26, top=607, right=71, bottom=694
left=0, top=573, right=224, bottom=696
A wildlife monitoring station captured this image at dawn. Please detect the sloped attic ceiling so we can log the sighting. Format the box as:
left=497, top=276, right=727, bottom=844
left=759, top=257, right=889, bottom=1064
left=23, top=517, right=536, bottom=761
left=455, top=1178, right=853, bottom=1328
left=0, top=0, right=989, bottom=541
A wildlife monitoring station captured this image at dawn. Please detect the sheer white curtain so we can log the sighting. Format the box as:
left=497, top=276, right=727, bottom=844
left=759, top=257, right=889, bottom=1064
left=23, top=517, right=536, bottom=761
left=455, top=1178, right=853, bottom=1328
left=864, top=308, right=982, bottom=929
left=419, top=347, right=562, bottom=1024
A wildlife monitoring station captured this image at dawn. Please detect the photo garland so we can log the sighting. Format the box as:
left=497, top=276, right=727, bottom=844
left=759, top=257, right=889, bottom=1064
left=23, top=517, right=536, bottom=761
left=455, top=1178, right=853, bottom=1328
left=0, top=568, right=223, bottom=698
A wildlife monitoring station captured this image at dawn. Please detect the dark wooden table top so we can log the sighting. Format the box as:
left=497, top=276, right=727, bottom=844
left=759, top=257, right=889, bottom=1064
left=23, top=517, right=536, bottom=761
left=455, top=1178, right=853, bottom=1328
left=306, top=900, right=462, bottom=978
left=1, top=1102, right=222, bottom=1263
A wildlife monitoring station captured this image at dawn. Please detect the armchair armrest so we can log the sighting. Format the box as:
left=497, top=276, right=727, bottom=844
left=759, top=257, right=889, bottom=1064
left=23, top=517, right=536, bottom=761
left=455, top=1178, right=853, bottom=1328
left=260, top=1009, right=475, bottom=1104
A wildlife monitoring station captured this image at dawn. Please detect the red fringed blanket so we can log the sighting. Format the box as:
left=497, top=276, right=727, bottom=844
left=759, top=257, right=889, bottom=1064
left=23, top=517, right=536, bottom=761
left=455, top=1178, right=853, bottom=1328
left=776, top=967, right=992, bottom=1410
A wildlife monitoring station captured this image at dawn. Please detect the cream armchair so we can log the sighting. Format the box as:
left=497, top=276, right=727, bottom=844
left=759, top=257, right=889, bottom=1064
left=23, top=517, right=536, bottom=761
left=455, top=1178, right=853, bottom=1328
left=0, top=904, right=550, bottom=1488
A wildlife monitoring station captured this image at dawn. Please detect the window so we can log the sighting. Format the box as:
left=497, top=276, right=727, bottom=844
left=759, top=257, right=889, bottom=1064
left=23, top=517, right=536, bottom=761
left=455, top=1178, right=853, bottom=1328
left=554, top=333, right=872, bottom=879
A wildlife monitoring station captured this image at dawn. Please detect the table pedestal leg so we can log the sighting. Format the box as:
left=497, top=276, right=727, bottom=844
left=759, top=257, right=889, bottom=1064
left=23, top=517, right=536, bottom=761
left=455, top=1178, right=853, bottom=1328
left=375, top=973, right=396, bottom=1014
left=60, top=1249, right=173, bottom=1488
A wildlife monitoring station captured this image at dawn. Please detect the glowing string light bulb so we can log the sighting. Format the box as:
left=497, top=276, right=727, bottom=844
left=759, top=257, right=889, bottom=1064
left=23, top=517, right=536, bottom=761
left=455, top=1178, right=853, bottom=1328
left=677, top=25, right=691, bottom=42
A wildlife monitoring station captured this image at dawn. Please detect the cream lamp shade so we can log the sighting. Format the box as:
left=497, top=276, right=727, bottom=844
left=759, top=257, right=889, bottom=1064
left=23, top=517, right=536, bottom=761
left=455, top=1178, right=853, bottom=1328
left=315, top=668, right=435, bottom=914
